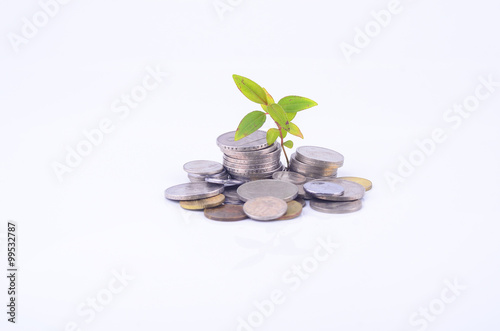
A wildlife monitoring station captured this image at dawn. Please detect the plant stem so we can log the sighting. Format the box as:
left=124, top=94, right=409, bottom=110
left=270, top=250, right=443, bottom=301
left=277, top=125, right=290, bottom=169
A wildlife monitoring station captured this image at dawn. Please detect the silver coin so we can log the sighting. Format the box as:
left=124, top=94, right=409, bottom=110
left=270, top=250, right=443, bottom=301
left=303, top=181, right=345, bottom=199
left=237, top=179, right=298, bottom=202
left=222, top=148, right=280, bottom=164
left=205, top=177, right=246, bottom=186
left=290, top=153, right=339, bottom=172
left=229, top=173, right=273, bottom=181
left=223, top=159, right=281, bottom=170
left=295, top=146, right=344, bottom=167
left=228, top=164, right=285, bottom=180
left=188, top=172, right=229, bottom=183
left=289, top=166, right=337, bottom=179
left=243, top=196, right=288, bottom=221
left=222, top=186, right=240, bottom=197
left=183, top=160, right=224, bottom=175
left=222, top=186, right=244, bottom=204
left=289, top=164, right=337, bottom=178
left=272, top=171, right=307, bottom=185
left=224, top=200, right=244, bottom=205
left=164, top=182, right=224, bottom=201
left=227, top=167, right=284, bottom=180
left=309, top=179, right=364, bottom=201
left=224, top=162, right=283, bottom=174
left=222, top=143, right=280, bottom=159
left=296, top=184, right=313, bottom=199
left=310, top=199, right=362, bottom=214
left=217, top=131, right=269, bottom=152
left=188, top=175, right=207, bottom=183
left=188, top=170, right=228, bottom=179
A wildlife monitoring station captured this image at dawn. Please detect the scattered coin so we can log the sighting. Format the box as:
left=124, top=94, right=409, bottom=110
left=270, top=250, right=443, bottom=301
left=187, top=169, right=228, bottom=183
left=310, top=179, right=365, bottom=201
left=237, top=179, right=298, bottom=202
left=303, top=181, right=345, bottom=199
left=180, top=194, right=225, bottom=210
left=164, top=182, right=224, bottom=201
left=310, top=199, right=362, bottom=214
left=338, top=176, right=372, bottom=191
left=272, top=171, right=307, bottom=185
left=278, top=201, right=303, bottom=220
left=295, top=146, right=344, bottom=167
left=204, top=204, right=248, bottom=221
left=204, top=177, right=246, bottom=186
left=243, top=196, right=288, bottom=221
left=183, top=160, right=224, bottom=175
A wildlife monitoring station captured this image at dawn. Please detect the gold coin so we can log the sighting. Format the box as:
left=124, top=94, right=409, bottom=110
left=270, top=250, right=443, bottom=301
left=180, top=194, right=225, bottom=210
left=277, top=201, right=303, bottom=220
left=337, top=177, right=372, bottom=191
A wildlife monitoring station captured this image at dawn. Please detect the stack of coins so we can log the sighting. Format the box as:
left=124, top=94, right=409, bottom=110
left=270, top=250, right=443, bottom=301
left=183, top=160, right=229, bottom=183
left=217, top=131, right=283, bottom=181
left=290, top=146, right=343, bottom=179
left=305, top=178, right=366, bottom=214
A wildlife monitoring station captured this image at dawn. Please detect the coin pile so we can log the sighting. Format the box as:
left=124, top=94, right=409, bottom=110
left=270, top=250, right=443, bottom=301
left=164, top=131, right=373, bottom=221
left=290, top=146, right=344, bottom=179
left=217, top=131, right=284, bottom=181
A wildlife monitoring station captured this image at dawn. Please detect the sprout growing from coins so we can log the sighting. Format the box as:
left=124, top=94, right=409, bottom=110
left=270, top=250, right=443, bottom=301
left=232, top=74, right=318, bottom=169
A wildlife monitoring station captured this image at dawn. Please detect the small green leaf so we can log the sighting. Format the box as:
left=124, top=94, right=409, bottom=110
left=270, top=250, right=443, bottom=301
left=283, top=140, right=293, bottom=149
left=263, top=88, right=274, bottom=104
left=233, top=75, right=268, bottom=105
left=278, top=96, right=318, bottom=113
left=288, top=122, right=304, bottom=139
left=261, top=88, right=275, bottom=112
left=266, top=128, right=280, bottom=146
left=235, top=111, right=267, bottom=141
left=267, top=103, right=291, bottom=132
left=286, top=112, right=296, bottom=121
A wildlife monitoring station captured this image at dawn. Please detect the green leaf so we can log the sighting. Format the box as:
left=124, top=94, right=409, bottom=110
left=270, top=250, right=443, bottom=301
left=288, top=122, right=304, bottom=139
left=261, top=88, right=275, bottom=112
left=235, top=111, right=267, bottom=141
left=233, top=75, right=268, bottom=105
left=283, top=140, right=293, bottom=149
left=286, top=112, right=296, bottom=121
left=263, top=88, right=274, bottom=104
left=267, top=103, right=290, bottom=132
left=278, top=96, right=318, bottom=113
left=266, top=128, right=280, bottom=146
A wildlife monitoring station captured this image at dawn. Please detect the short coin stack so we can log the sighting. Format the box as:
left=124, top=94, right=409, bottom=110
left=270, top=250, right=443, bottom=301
left=305, top=179, right=366, bottom=214
left=290, top=146, right=344, bottom=179
left=217, top=131, right=283, bottom=181
left=183, top=160, right=228, bottom=183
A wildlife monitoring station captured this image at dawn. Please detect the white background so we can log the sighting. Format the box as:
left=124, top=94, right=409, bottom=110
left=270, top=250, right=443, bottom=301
left=1, top=0, right=500, bottom=330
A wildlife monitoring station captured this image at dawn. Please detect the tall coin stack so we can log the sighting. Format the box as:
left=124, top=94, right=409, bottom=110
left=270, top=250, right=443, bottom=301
left=216, top=130, right=284, bottom=181
left=290, top=146, right=344, bottom=179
